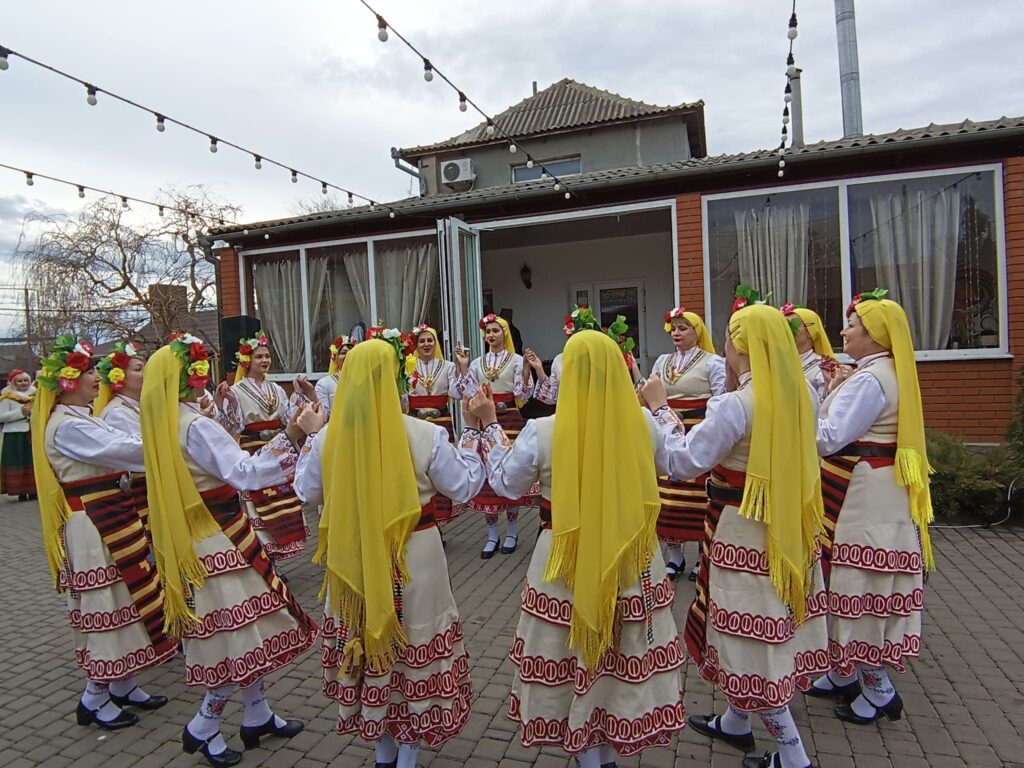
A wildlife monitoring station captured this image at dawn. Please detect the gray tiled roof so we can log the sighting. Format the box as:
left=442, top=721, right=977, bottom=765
left=397, top=78, right=704, bottom=158
left=214, top=115, right=1024, bottom=237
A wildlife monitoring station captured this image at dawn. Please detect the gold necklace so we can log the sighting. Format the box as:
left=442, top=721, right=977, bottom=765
left=240, top=377, right=279, bottom=415
left=417, top=358, right=442, bottom=393
left=664, top=348, right=702, bottom=385
left=481, top=351, right=511, bottom=382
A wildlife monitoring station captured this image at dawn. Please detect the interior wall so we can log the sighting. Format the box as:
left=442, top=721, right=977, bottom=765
left=481, top=230, right=676, bottom=369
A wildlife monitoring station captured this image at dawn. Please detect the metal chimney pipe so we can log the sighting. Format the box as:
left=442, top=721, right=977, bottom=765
left=834, top=0, right=864, bottom=137
left=790, top=69, right=805, bottom=147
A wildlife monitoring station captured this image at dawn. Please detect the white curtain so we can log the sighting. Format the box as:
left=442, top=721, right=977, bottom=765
left=866, top=186, right=960, bottom=349
left=343, top=251, right=372, bottom=324
left=252, top=257, right=305, bottom=372
left=734, top=201, right=811, bottom=305
left=373, top=241, right=437, bottom=329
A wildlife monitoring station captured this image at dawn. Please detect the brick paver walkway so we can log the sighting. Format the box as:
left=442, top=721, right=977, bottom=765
left=1, top=495, right=1023, bottom=767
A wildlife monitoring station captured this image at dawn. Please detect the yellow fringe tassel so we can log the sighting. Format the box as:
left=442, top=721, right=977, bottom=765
left=737, top=476, right=770, bottom=523
left=320, top=570, right=410, bottom=675
left=43, top=488, right=71, bottom=588
left=894, top=447, right=936, bottom=572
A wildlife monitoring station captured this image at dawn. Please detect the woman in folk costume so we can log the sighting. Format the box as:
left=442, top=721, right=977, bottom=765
left=141, top=333, right=319, bottom=768
left=470, top=330, right=685, bottom=767
left=0, top=368, right=37, bottom=500
left=32, top=336, right=173, bottom=731
left=531, top=307, right=641, bottom=405
left=652, top=306, right=725, bottom=582
left=314, top=334, right=356, bottom=420
left=453, top=312, right=535, bottom=559
left=805, top=290, right=934, bottom=725
left=642, top=301, right=828, bottom=768
left=222, top=330, right=316, bottom=562
left=293, top=338, right=483, bottom=768
left=780, top=304, right=836, bottom=404
left=405, top=323, right=460, bottom=525
left=95, top=342, right=150, bottom=528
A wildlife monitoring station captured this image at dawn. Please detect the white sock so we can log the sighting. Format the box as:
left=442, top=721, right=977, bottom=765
left=714, top=705, right=752, bottom=735
left=82, top=680, right=122, bottom=722
left=598, top=744, right=616, bottom=765
left=375, top=734, right=398, bottom=764
left=240, top=681, right=286, bottom=728
left=109, top=675, right=152, bottom=702
left=486, top=524, right=499, bottom=542
left=506, top=519, right=518, bottom=538
left=666, top=544, right=683, bottom=567
left=812, top=668, right=857, bottom=691
left=188, top=685, right=235, bottom=755
left=859, top=665, right=896, bottom=707
left=396, top=743, right=419, bottom=768
left=577, top=746, right=602, bottom=768
left=759, top=706, right=810, bottom=768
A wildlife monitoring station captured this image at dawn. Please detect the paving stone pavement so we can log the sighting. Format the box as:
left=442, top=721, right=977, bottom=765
left=1, top=493, right=1023, bottom=768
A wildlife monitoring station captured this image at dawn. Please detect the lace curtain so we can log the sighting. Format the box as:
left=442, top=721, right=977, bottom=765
left=734, top=200, right=811, bottom=304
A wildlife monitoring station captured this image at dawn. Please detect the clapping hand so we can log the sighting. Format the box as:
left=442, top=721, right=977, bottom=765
left=454, top=345, right=470, bottom=373
left=639, top=373, right=668, bottom=411
left=468, top=383, right=498, bottom=426
left=293, top=374, right=317, bottom=402
left=296, top=402, right=325, bottom=435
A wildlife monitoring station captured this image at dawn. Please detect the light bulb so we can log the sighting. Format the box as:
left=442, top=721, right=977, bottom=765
left=423, top=60, right=433, bottom=82
left=785, top=93, right=793, bottom=103
left=290, top=170, right=298, bottom=183
left=553, top=182, right=561, bottom=191
left=155, top=114, right=165, bottom=132
left=0, top=52, right=8, bottom=71
left=485, top=122, right=495, bottom=137
left=86, top=86, right=98, bottom=106
left=564, top=191, right=570, bottom=200
left=242, top=229, right=248, bottom=235
left=788, top=28, right=798, bottom=40
left=121, top=197, right=129, bottom=209
left=458, top=93, right=467, bottom=112
left=778, top=170, right=785, bottom=177
left=78, top=186, right=85, bottom=198
left=526, top=159, right=534, bottom=169
left=377, top=16, right=388, bottom=42
left=254, top=155, right=262, bottom=170
left=783, top=115, right=790, bottom=125
left=321, top=182, right=328, bottom=195
left=389, top=211, right=396, bottom=219
left=264, top=233, right=270, bottom=240
left=24, top=173, right=33, bottom=186
left=509, top=143, right=517, bottom=154
left=787, top=64, right=797, bottom=78
left=348, top=192, right=354, bottom=206
left=779, top=159, right=786, bottom=168
left=209, top=137, right=218, bottom=153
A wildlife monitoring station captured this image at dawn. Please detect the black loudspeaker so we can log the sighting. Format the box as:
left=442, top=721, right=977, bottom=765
left=220, top=314, right=261, bottom=379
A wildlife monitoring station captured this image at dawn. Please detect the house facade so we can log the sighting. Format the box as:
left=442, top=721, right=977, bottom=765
left=211, top=80, right=1024, bottom=443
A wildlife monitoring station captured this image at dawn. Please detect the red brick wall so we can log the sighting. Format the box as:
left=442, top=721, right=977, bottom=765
left=675, top=157, right=1024, bottom=443
left=216, top=247, right=242, bottom=315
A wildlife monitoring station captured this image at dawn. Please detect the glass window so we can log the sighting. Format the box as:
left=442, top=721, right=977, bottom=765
left=307, top=244, right=370, bottom=372
left=706, top=187, right=843, bottom=351
left=848, top=170, right=1000, bottom=351
left=512, top=156, right=581, bottom=183
left=372, top=236, right=441, bottom=332
left=248, top=250, right=306, bottom=374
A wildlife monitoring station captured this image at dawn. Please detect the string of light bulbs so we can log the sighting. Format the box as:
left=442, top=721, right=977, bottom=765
left=0, top=43, right=400, bottom=220
left=358, top=0, right=576, bottom=201
left=777, top=4, right=799, bottom=178
left=0, top=161, right=240, bottom=225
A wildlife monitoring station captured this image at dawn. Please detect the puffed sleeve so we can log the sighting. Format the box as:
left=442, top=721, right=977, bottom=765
left=101, top=407, right=141, bottom=438
left=185, top=416, right=297, bottom=491
left=480, top=419, right=540, bottom=500
left=706, top=355, right=727, bottom=397
left=426, top=425, right=486, bottom=504
left=816, top=374, right=887, bottom=456
left=293, top=429, right=325, bottom=505
left=54, top=419, right=145, bottom=472
left=655, top=393, right=747, bottom=480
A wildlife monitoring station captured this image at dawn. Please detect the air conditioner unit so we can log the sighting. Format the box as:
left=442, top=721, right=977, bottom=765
left=441, top=158, right=475, bottom=186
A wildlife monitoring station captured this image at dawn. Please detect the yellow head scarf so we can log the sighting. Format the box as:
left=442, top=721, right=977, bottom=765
left=790, top=307, right=834, bottom=359
left=546, top=331, right=661, bottom=669
left=328, top=336, right=356, bottom=375
left=31, top=384, right=71, bottom=586
left=405, top=326, right=442, bottom=378
left=665, top=309, right=716, bottom=355
left=93, top=382, right=113, bottom=416
left=727, top=304, right=824, bottom=621
left=853, top=298, right=934, bottom=570
left=313, top=340, right=423, bottom=673
left=480, top=315, right=516, bottom=356
left=140, top=346, right=221, bottom=636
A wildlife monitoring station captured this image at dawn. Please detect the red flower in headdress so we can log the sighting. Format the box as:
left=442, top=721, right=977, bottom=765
left=65, top=351, right=91, bottom=371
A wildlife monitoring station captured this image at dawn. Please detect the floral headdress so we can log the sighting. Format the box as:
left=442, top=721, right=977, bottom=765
left=37, top=335, right=95, bottom=393
left=563, top=306, right=602, bottom=337
left=478, top=312, right=500, bottom=330
left=96, top=341, right=142, bottom=393
left=731, top=284, right=772, bottom=313
left=778, top=302, right=804, bottom=339
left=663, top=306, right=688, bottom=333
left=329, top=335, right=355, bottom=360
left=366, top=326, right=416, bottom=393
left=846, top=287, right=888, bottom=317
left=236, top=330, right=271, bottom=371
left=169, top=332, right=211, bottom=398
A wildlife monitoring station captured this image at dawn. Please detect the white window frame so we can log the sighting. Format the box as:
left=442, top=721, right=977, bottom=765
left=511, top=155, right=582, bottom=184
left=701, top=162, right=1009, bottom=361
left=238, top=228, right=435, bottom=379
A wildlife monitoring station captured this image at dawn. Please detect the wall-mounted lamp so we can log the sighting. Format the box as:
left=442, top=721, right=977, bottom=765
left=520, top=263, right=533, bottom=290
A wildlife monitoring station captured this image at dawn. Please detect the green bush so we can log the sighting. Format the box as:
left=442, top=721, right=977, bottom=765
left=926, top=429, right=1018, bottom=523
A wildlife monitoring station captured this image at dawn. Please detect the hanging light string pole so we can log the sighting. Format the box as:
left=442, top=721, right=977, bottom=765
left=0, top=44, right=399, bottom=219
left=359, top=1, right=575, bottom=200
left=778, top=4, right=798, bottom=178
left=0, top=160, right=241, bottom=225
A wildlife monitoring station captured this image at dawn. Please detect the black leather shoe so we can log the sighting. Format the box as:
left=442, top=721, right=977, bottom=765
left=665, top=560, right=684, bottom=582
left=239, top=715, right=304, bottom=749
left=834, top=691, right=903, bottom=724
left=804, top=677, right=862, bottom=703
left=110, top=687, right=169, bottom=710
left=687, top=713, right=756, bottom=752
left=182, top=726, right=243, bottom=767
left=76, top=701, right=138, bottom=730
left=481, top=538, right=499, bottom=559
left=375, top=762, right=397, bottom=768
left=500, top=535, right=518, bottom=554
left=741, top=752, right=812, bottom=768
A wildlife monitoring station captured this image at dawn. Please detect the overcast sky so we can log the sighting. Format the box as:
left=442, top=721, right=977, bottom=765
left=1, top=0, right=1022, bottom=328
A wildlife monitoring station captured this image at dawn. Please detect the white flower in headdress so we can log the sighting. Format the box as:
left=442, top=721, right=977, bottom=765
left=382, top=328, right=401, bottom=340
